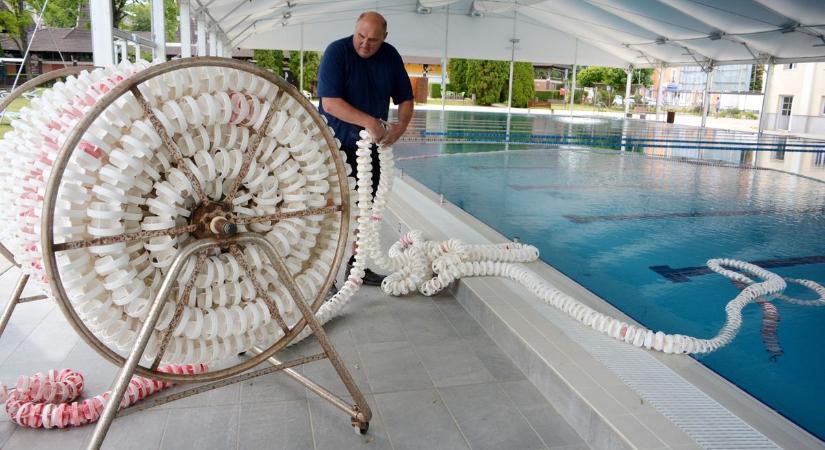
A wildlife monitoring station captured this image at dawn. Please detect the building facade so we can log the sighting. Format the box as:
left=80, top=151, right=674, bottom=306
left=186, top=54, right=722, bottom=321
left=761, top=62, right=825, bottom=135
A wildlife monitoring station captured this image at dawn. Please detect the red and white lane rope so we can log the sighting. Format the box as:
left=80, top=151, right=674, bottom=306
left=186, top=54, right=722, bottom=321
left=0, top=364, right=206, bottom=428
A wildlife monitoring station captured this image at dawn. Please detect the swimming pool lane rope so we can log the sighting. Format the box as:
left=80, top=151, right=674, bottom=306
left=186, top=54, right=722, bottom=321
left=329, top=133, right=825, bottom=356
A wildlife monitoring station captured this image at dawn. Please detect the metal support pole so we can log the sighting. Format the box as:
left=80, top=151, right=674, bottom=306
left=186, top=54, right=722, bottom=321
left=506, top=37, right=518, bottom=143
left=216, top=40, right=223, bottom=57
left=656, top=64, right=665, bottom=121
left=209, top=28, right=218, bottom=56
left=150, top=0, right=167, bottom=61
left=758, top=62, right=773, bottom=136
left=86, top=240, right=211, bottom=449
left=299, top=24, right=304, bottom=93
left=569, top=39, right=578, bottom=116
left=624, top=66, right=633, bottom=115
left=441, top=6, right=449, bottom=114
left=701, top=64, right=714, bottom=128
left=119, top=40, right=128, bottom=63
left=0, top=273, right=28, bottom=338
left=250, top=347, right=359, bottom=418
left=179, top=0, right=192, bottom=58
left=89, top=0, right=114, bottom=66
left=197, top=16, right=207, bottom=56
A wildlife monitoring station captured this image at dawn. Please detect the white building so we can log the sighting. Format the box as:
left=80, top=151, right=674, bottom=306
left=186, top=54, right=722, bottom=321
left=762, top=62, right=825, bottom=135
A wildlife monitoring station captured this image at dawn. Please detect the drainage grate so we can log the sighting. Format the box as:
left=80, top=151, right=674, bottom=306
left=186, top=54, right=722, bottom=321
left=528, top=289, right=781, bottom=449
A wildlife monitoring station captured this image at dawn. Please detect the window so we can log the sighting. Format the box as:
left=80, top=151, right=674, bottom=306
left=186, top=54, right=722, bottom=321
left=814, top=152, right=825, bottom=167
left=773, top=149, right=785, bottom=160
left=784, top=63, right=796, bottom=70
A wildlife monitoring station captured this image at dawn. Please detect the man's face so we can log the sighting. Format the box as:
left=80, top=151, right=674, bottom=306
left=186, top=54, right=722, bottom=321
left=353, top=19, right=386, bottom=59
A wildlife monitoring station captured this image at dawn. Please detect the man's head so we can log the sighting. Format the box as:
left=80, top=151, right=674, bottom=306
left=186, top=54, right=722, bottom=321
left=353, top=11, right=387, bottom=59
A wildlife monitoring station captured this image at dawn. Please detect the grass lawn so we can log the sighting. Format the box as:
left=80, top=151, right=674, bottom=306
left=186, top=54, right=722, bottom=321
left=0, top=96, right=33, bottom=138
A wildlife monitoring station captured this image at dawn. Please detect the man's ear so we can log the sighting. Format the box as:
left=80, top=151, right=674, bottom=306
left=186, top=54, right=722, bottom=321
left=384, top=31, right=388, bottom=39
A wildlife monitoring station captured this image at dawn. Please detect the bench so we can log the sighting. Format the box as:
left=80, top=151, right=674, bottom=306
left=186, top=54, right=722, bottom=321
left=528, top=99, right=554, bottom=112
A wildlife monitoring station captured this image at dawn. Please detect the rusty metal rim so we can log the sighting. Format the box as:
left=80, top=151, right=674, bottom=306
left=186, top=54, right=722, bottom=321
left=0, top=66, right=89, bottom=118
left=41, top=57, right=351, bottom=383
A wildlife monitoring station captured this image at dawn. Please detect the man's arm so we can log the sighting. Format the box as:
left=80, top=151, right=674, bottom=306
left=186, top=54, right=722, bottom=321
left=380, top=99, right=413, bottom=146
left=322, top=97, right=387, bottom=142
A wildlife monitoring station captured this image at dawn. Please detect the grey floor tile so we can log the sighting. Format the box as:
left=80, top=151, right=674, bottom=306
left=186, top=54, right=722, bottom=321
left=0, top=420, right=17, bottom=447
left=2, top=319, right=80, bottom=365
left=240, top=370, right=307, bottom=404
left=521, top=406, right=587, bottom=449
left=302, top=348, right=372, bottom=398
left=416, top=338, right=495, bottom=388
left=439, top=383, right=545, bottom=450
left=433, top=299, right=485, bottom=338
left=358, top=341, right=433, bottom=394
left=393, top=306, right=459, bottom=347
left=468, top=334, right=526, bottom=382
left=345, top=303, right=407, bottom=344
left=2, top=424, right=92, bottom=450
left=102, top=409, right=170, bottom=450
left=160, top=404, right=240, bottom=450
left=238, top=400, right=313, bottom=450
left=309, top=394, right=392, bottom=450
left=374, top=389, right=469, bottom=450
left=502, top=380, right=553, bottom=412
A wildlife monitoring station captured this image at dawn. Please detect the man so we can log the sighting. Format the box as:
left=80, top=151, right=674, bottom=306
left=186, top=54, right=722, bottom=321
left=317, top=11, right=414, bottom=286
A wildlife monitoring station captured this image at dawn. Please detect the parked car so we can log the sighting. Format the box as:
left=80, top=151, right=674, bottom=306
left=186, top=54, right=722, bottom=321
left=612, top=95, right=623, bottom=107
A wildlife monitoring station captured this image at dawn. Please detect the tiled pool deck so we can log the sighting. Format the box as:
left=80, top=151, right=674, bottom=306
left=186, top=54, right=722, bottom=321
left=0, top=229, right=586, bottom=449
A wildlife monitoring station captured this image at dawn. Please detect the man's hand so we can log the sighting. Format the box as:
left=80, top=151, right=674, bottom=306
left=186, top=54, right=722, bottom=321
left=365, top=118, right=387, bottom=142
left=378, top=121, right=405, bottom=147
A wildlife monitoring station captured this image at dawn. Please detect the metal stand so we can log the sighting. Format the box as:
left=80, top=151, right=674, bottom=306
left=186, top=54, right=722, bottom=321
left=85, top=238, right=370, bottom=449
left=0, top=244, right=49, bottom=339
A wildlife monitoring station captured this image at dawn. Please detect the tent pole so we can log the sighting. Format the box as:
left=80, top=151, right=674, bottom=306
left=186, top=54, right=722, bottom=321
left=569, top=39, right=577, bottom=116
left=299, top=24, right=304, bottom=93
left=757, top=61, right=773, bottom=136
left=656, top=64, right=664, bottom=121
left=441, top=6, right=449, bottom=115
left=701, top=63, right=714, bottom=128
left=624, top=65, right=632, bottom=116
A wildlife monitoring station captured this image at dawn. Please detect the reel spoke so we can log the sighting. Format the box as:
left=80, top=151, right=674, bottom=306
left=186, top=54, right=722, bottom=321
left=53, top=224, right=198, bottom=252
left=229, top=245, right=291, bottom=335
left=151, top=251, right=208, bottom=370
left=233, top=205, right=341, bottom=226
left=224, top=100, right=280, bottom=205
left=130, top=86, right=210, bottom=204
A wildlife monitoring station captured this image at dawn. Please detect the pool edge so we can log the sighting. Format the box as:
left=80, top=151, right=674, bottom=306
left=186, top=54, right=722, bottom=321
left=385, top=173, right=824, bottom=450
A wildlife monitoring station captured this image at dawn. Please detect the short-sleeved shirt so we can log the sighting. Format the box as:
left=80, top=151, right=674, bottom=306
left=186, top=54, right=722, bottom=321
left=317, top=36, right=413, bottom=150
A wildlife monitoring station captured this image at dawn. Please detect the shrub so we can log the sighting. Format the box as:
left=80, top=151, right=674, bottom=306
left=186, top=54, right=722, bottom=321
left=430, top=83, right=441, bottom=99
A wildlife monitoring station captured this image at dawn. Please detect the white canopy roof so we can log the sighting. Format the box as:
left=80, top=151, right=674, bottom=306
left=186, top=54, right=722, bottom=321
left=198, top=0, right=825, bottom=68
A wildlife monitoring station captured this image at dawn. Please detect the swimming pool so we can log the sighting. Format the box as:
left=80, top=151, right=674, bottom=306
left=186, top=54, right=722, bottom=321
left=395, top=139, right=825, bottom=441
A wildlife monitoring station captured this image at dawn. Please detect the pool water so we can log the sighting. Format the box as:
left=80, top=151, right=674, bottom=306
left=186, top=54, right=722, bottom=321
left=396, top=144, right=825, bottom=441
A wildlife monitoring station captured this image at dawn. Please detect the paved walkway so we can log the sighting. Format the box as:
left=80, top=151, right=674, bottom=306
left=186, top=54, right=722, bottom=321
left=0, top=228, right=587, bottom=450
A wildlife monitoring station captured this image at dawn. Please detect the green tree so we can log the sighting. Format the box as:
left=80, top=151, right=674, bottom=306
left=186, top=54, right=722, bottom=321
left=34, top=0, right=82, bottom=28
left=253, top=49, right=284, bottom=77
left=124, top=0, right=179, bottom=40
left=466, top=59, right=508, bottom=106
left=578, top=66, right=652, bottom=93
left=0, top=0, right=32, bottom=61
left=287, top=50, right=321, bottom=93
left=510, top=61, right=535, bottom=107
left=447, top=58, right=467, bottom=92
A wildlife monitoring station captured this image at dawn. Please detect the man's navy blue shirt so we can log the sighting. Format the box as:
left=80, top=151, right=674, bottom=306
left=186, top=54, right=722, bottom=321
left=317, top=36, right=413, bottom=150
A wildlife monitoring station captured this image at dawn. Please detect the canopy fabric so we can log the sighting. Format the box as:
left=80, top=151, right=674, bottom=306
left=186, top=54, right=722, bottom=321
left=198, top=0, right=825, bottom=68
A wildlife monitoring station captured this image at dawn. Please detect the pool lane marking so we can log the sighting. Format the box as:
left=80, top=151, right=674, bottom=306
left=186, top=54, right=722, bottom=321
left=564, top=206, right=825, bottom=223
left=651, top=255, right=825, bottom=282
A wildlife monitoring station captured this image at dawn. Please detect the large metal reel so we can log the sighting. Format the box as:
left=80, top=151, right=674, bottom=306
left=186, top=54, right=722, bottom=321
left=41, top=57, right=351, bottom=383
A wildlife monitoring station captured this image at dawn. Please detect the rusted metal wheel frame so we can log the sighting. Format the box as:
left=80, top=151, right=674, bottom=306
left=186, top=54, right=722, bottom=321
left=0, top=66, right=89, bottom=118
left=41, top=57, right=351, bottom=383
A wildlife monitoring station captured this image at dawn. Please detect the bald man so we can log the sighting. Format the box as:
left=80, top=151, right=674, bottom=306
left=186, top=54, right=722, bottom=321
left=317, top=11, right=414, bottom=286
